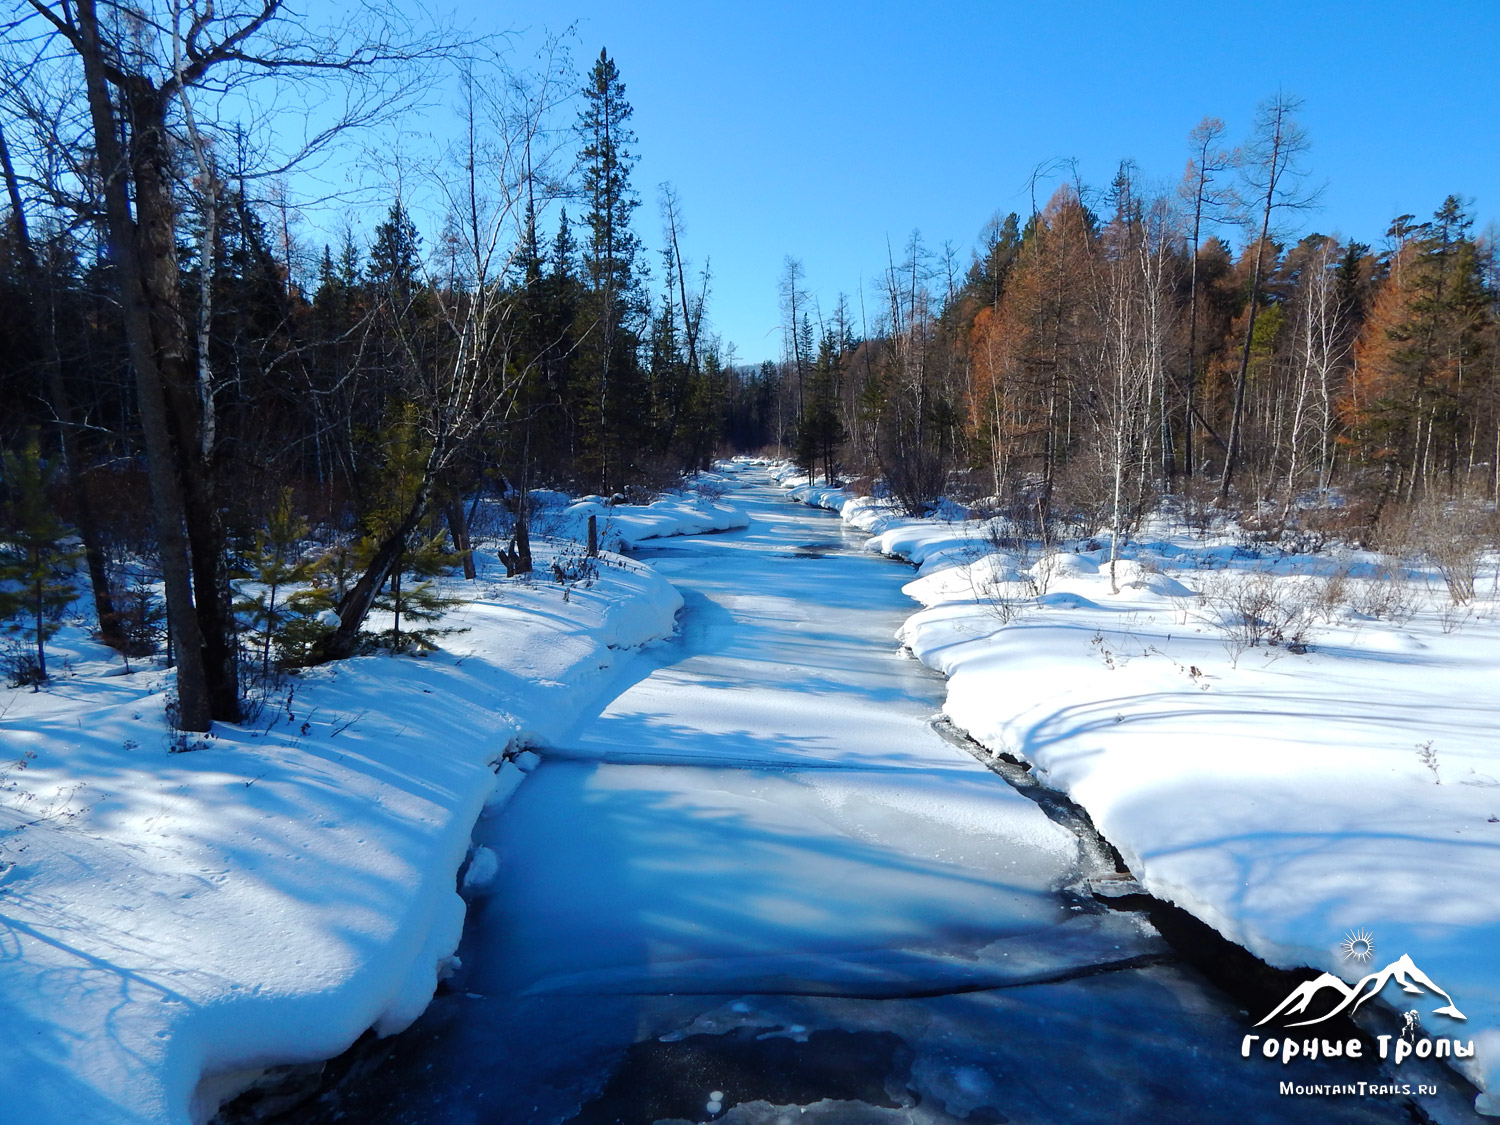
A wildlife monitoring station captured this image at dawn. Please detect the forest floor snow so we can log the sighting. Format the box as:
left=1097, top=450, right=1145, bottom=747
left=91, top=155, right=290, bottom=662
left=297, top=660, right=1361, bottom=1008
left=778, top=467, right=1500, bottom=1117
left=0, top=509, right=709, bottom=1124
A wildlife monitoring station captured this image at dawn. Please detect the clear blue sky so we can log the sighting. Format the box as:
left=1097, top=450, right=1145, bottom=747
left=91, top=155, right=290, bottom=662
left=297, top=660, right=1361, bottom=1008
left=431, top=0, right=1498, bottom=364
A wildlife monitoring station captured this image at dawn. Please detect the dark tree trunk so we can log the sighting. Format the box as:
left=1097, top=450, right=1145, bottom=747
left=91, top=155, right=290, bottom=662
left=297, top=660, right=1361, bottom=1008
left=122, top=78, right=240, bottom=721
left=1217, top=235, right=1269, bottom=506
left=76, top=0, right=213, bottom=730
left=498, top=492, right=533, bottom=576
left=445, top=498, right=476, bottom=579
left=320, top=489, right=431, bottom=660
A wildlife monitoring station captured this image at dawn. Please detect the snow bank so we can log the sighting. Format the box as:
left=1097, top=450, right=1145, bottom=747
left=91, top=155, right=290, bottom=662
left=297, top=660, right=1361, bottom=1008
left=792, top=484, right=1500, bottom=1114
left=537, top=492, right=749, bottom=551
left=0, top=542, right=682, bottom=1124
left=779, top=474, right=992, bottom=574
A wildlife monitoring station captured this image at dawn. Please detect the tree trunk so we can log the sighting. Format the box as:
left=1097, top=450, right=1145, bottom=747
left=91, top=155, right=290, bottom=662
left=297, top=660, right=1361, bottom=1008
left=320, top=489, right=431, bottom=660
left=391, top=560, right=403, bottom=650
left=513, top=494, right=533, bottom=572
left=1217, top=230, right=1270, bottom=505
left=124, top=80, right=241, bottom=722
left=445, top=497, right=476, bottom=579
left=1185, top=233, right=1200, bottom=480
left=76, top=0, right=212, bottom=730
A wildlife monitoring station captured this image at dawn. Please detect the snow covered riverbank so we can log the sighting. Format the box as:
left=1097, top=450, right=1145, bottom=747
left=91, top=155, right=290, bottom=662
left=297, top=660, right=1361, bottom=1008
left=540, top=490, right=750, bottom=549
left=782, top=470, right=1500, bottom=1116
left=284, top=468, right=1419, bottom=1125
left=0, top=538, right=686, bottom=1124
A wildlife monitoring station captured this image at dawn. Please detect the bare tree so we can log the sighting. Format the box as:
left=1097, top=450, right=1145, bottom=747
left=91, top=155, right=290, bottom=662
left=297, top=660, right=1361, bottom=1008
left=1098, top=164, right=1175, bottom=590
left=875, top=230, right=946, bottom=510
left=11, top=0, right=456, bottom=728
left=1178, top=116, right=1237, bottom=479
left=661, top=183, right=706, bottom=383
left=779, top=254, right=809, bottom=428
left=1218, top=92, right=1320, bottom=504
left=1281, top=235, right=1351, bottom=516
left=321, top=44, right=573, bottom=658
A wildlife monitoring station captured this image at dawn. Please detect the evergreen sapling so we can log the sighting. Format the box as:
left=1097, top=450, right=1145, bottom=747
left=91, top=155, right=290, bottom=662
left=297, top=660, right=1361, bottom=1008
left=233, top=490, right=335, bottom=678
left=0, top=440, right=82, bottom=685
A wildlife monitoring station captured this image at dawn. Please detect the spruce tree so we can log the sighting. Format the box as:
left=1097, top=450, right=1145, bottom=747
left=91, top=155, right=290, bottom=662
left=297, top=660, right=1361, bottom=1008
left=796, top=333, right=849, bottom=485
left=576, top=49, right=646, bottom=489
left=372, top=532, right=463, bottom=653
left=578, top=50, right=641, bottom=307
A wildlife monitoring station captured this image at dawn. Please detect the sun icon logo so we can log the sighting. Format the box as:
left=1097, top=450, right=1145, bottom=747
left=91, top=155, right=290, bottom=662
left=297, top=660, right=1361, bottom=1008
left=1339, top=928, right=1376, bottom=963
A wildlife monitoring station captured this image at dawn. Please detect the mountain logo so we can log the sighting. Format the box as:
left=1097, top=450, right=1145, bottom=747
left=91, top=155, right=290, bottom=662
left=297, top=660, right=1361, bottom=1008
left=1257, top=954, right=1466, bottom=1028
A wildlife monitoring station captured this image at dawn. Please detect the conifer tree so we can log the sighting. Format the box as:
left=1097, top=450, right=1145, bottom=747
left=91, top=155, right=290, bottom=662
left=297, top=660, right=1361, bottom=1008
left=232, top=489, right=333, bottom=679
left=109, top=578, right=166, bottom=675
left=358, top=406, right=466, bottom=653
left=0, top=440, right=81, bottom=684
left=372, top=532, right=463, bottom=653
left=576, top=49, right=645, bottom=488
left=1345, top=197, right=1490, bottom=500
left=796, top=332, right=848, bottom=485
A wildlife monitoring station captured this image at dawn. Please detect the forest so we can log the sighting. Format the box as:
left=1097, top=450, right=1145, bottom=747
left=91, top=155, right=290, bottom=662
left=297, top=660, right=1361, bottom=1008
left=750, top=99, right=1499, bottom=551
left=2, top=1, right=1496, bottom=733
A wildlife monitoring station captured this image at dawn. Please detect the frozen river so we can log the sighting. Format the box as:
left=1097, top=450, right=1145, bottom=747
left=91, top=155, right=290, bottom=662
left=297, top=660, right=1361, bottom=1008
left=292, top=472, right=1444, bottom=1124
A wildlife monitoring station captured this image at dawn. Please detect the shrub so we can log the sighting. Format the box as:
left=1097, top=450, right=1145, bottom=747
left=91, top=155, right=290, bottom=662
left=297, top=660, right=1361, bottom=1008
left=1197, top=570, right=1313, bottom=665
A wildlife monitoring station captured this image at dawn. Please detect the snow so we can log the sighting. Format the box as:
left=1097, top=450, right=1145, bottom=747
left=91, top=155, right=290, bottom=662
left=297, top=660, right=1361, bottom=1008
left=460, top=845, right=499, bottom=894
left=784, top=470, right=1500, bottom=1114
left=0, top=539, right=683, bottom=1124
left=534, top=490, right=750, bottom=551
left=14, top=454, right=1492, bottom=1120
left=473, top=486, right=1084, bottom=1005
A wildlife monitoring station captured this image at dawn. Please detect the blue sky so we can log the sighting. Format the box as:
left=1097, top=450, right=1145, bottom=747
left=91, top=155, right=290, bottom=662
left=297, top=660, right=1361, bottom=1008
left=415, top=0, right=1499, bottom=363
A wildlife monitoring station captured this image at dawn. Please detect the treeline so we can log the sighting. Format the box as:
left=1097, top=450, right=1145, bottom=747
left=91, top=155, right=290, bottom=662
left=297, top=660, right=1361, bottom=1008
left=738, top=95, right=1500, bottom=545
left=1, top=1, right=728, bottom=728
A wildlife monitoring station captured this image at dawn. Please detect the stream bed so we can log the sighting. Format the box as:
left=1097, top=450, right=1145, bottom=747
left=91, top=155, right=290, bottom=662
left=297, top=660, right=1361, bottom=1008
left=235, top=473, right=1477, bottom=1124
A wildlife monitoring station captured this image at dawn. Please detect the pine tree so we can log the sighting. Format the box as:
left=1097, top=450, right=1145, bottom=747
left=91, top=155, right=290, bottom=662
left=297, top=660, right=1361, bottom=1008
left=108, top=577, right=166, bottom=675
left=0, top=440, right=82, bottom=684
left=796, top=332, right=848, bottom=484
left=358, top=406, right=466, bottom=653
left=372, top=532, right=463, bottom=653
left=368, top=201, right=423, bottom=304
left=575, top=49, right=646, bottom=489
left=578, top=50, right=641, bottom=306
left=232, top=489, right=333, bottom=679
left=1345, top=197, right=1490, bottom=499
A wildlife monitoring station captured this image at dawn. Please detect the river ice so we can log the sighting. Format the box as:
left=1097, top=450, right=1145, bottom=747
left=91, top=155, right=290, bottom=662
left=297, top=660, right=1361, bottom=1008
left=296, top=473, right=1452, bottom=1124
